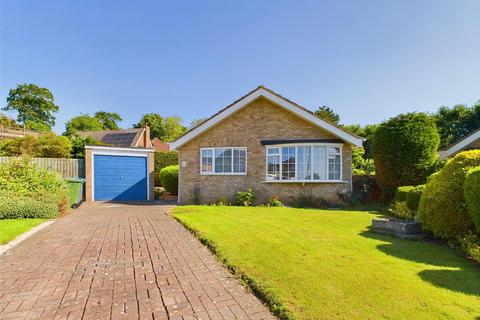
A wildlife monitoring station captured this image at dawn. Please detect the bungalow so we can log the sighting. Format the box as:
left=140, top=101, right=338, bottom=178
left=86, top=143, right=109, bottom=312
left=171, top=86, right=363, bottom=205
left=438, top=128, right=480, bottom=160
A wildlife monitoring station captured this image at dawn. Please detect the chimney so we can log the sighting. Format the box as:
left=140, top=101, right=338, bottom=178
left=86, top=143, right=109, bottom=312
left=144, top=125, right=151, bottom=148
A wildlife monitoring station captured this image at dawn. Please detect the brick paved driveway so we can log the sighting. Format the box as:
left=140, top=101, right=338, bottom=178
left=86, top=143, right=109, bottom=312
left=0, top=202, right=275, bottom=320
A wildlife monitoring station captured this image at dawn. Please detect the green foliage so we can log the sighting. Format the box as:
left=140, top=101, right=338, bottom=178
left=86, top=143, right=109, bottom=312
left=372, top=113, right=440, bottom=198
left=235, top=188, right=255, bottom=206
left=3, top=84, right=59, bottom=129
left=154, top=187, right=165, bottom=199
left=0, top=113, right=19, bottom=128
left=65, top=114, right=104, bottom=136
left=0, top=158, right=67, bottom=219
left=159, top=165, right=179, bottom=194
left=434, top=102, right=480, bottom=149
left=389, top=201, right=415, bottom=220
left=464, top=166, right=480, bottom=232
left=314, top=106, right=340, bottom=125
left=70, top=135, right=102, bottom=158
left=394, top=186, right=414, bottom=202
left=352, top=147, right=375, bottom=175
left=343, top=123, right=378, bottom=159
left=406, top=185, right=425, bottom=212
left=93, top=111, right=122, bottom=130
left=211, top=197, right=230, bottom=206
left=454, top=232, right=480, bottom=263
left=154, top=151, right=178, bottom=186
left=266, top=195, right=283, bottom=207
left=0, top=133, right=72, bottom=158
left=134, top=113, right=186, bottom=142
left=418, top=150, right=480, bottom=239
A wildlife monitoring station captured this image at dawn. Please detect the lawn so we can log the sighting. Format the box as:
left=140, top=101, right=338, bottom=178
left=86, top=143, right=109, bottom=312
left=0, top=219, right=47, bottom=245
left=173, top=206, right=480, bottom=320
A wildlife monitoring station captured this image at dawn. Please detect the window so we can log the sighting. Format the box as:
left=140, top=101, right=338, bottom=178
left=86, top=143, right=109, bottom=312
left=266, top=145, right=342, bottom=181
left=200, top=147, right=246, bottom=174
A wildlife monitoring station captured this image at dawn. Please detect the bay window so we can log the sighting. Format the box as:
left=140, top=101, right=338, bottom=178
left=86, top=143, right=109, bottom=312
left=266, top=145, right=342, bottom=181
left=201, top=147, right=246, bottom=174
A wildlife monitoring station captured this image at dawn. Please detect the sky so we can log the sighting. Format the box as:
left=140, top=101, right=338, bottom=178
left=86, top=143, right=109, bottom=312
left=1, top=0, right=479, bottom=134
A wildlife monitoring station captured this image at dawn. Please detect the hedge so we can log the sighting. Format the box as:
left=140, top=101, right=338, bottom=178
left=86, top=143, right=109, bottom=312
left=395, top=185, right=425, bottom=212
left=372, top=113, right=439, bottom=199
left=418, top=150, right=480, bottom=239
left=154, top=151, right=178, bottom=186
left=464, top=166, right=480, bottom=232
left=0, top=192, right=65, bottom=219
left=159, top=165, right=179, bottom=195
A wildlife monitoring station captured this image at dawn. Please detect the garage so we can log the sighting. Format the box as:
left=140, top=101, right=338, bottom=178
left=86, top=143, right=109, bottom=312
left=85, top=146, right=154, bottom=201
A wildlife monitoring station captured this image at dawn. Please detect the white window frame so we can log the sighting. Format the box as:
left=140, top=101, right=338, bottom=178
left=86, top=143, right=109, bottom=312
left=264, top=143, right=344, bottom=183
left=200, top=147, right=247, bottom=175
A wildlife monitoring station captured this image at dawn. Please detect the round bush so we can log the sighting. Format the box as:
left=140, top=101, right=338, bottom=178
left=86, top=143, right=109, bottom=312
left=372, top=113, right=439, bottom=198
left=418, top=150, right=480, bottom=239
left=159, top=165, right=178, bottom=195
left=464, top=166, right=480, bottom=232
left=154, top=151, right=178, bottom=186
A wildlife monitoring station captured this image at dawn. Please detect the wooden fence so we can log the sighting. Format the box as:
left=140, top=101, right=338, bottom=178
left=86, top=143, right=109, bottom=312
left=0, top=157, right=85, bottom=178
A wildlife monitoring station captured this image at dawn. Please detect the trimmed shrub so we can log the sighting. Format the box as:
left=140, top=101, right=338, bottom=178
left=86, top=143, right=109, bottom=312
left=389, top=201, right=415, bottom=220
left=464, top=166, right=480, bottom=232
left=159, top=165, right=179, bottom=195
left=0, top=192, right=66, bottom=219
left=395, top=186, right=414, bottom=203
left=235, top=188, right=255, bottom=206
left=372, top=113, right=439, bottom=199
left=266, top=196, right=283, bottom=207
left=154, top=151, right=178, bottom=186
left=395, top=185, right=425, bottom=212
left=418, top=150, right=480, bottom=239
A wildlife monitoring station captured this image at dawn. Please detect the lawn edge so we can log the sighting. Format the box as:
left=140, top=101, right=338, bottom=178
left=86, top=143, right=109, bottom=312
left=173, top=213, right=294, bottom=320
left=0, top=220, right=54, bottom=255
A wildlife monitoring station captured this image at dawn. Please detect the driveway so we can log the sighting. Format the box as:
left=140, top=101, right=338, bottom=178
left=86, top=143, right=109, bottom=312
left=0, top=202, right=275, bottom=320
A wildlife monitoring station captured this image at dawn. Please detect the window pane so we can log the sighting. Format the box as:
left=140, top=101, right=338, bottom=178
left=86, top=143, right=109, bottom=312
left=312, top=146, right=327, bottom=180
left=328, top=154, right=341, bottom=180
left=267, top=154, right=280, bottom=180
left=282, top=147, right=296, bottom=180
left=201, top=149, right=213, bottom=172
left=328, top=147, right=340, bottom=154
left=215, top=148, right=232, bottom=173
left=268, top=148, right=279, bottom=155
left=233, top=148, right=246, bottom=173
left=297, top=146, right=311, bottom=180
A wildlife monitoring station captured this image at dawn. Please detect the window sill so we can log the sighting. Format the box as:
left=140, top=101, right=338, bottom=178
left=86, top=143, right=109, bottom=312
left=200, top=173, right=247, bottom=176
left=261, top=180, right=348, bottom=184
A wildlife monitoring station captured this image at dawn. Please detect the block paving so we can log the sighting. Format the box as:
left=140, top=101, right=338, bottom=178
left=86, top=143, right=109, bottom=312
left=0, top=202, right=275, bottom=320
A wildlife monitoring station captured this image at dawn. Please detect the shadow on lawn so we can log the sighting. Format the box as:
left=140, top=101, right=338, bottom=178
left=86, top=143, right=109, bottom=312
left=360, top=230, right=480, bottom=296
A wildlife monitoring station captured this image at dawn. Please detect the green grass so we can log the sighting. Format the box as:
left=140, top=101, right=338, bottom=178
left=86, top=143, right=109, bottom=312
left=173, top=206, right=480, bottom=320
left=0, top=219, right=47, bottom=245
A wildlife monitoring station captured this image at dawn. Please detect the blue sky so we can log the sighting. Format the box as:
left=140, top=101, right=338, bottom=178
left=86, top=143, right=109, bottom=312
left=1, top=0, right=479, bottom=134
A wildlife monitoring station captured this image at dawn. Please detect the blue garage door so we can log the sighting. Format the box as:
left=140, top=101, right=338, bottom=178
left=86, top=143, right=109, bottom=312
left=94, top=155, right=147, bottom=201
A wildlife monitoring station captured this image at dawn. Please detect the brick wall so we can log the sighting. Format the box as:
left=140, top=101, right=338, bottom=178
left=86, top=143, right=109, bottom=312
left=177, top=97, right=352, bottom=205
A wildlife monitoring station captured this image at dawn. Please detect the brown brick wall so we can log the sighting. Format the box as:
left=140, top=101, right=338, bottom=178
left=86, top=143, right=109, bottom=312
left=177, top=97, right=352, bottom=205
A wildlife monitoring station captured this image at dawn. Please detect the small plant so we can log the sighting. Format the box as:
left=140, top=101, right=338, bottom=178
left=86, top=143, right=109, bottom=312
left=235, top=188, right=255, bottom=206
left=216, top=197, right=231, bottom=206
left=159, top=165, right=179, bottom=195
left=389, top=201, right=415, bottom=220
left=154, top=187, right=165, bottom=199
left=266, top=195, right=283, bottom=207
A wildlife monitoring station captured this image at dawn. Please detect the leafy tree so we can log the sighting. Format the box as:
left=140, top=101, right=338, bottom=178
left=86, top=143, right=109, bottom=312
left=352, top=147, right=375, bottom=175
left=314, top=106, right=340, bottom=125
left=94, top=111, right=122, bottom=130
left=3, top=84, right=59, bottom=129
left=0, top=133, right=72, bottom=158
left=434, top=102, right=480, bottom=149
left=64, top=114, right=104, bottom=136
left=0, top=113, right=19, bottom=128
left=70, top=135, right=102, bottom=158
left=190, top=118, right=207, bottom=129
left=372, top=113, right=440, bottom=199
left=162, top=116, right=187, bottom=142
left=343, top=123, right=378, bottom=159
left=134, top=113, right=187, bottom=141
left=134, top=113, right=164, bottom=139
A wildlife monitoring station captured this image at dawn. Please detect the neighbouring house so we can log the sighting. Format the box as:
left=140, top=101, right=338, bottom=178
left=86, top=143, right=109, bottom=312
left=438, top=128, right=480, bottom=160
left=0, top=126, right=41, bottom=141
left=170, top=86, right=363, bottom=205
left=152, top=137, right=170, bottom=152
left=79, top=127, right=154, bottom=202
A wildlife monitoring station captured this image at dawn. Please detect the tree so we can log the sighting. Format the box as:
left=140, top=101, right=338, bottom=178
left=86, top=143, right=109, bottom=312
left=0, top=113, right=19, bottom=128
left=372, top=113, right=440, bottom=199
left=0, top=133, right=72, bottom=158
left=134, top=113, right=164, bottom=139
left=190, top=118, right=207, bottom=129
left=162, top=116, right=187, bottom=142
left=134, top=113, right=187, bottom=141
left=343, top=123, right=379, bottom=159
left=3, top=84, right=59, bottom=130
left=70, top=135, right=102, bottom=158
left=434, top=102, right=480, bottom=149
left=64, top=115, right=104, bottom=136
left=94, top=111, right=122, bottom=130
left=314, top=106, right=340, bottom=125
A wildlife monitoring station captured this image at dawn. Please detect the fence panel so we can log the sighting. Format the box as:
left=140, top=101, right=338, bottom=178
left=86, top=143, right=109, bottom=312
left=0, top=157, right=85, bottom=178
